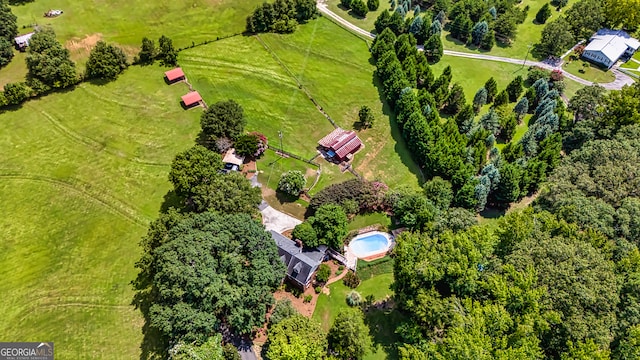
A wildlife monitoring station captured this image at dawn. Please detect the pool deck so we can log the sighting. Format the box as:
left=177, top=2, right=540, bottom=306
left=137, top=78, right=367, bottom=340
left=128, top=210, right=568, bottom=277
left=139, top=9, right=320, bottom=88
left=347, top=230, right=395, bottom=265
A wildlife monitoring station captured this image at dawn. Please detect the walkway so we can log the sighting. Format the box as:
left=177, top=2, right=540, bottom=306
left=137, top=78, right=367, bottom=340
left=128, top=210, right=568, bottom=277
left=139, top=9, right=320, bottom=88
left=317, top=2, right=634, bottom=90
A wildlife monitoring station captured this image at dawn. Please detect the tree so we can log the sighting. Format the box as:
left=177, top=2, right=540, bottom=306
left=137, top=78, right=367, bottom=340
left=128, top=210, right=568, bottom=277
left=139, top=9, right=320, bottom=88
left=374, top=10, right=391, bottom=33
left=358, top=105, right=375, bottom=128
left=157, top=35, right=178, bottom=66
left=85, top=41, right=128, bottom=80
left=471, top=21, right=488, bottom=46
left=168, top=145, right=223, bottom=198
left=235, top=134, right=259, bottom=157
left=367, top=0, right=379, bottom=10
left=429, top=19, right=442, bottom=36
left=26, top=28, right=77, bottom=91
left=480, top=108, right=500, bottom=136
left=2, top=82, right=30, bottom=105
left=450, top=13, right=473, bottom=42
left=138, top=37, right=155, bottom=64
left=484, top=77, right=498, bottom=103
left=514, top=97, right=529, bottom=120
left=455, top=104, right=475, bottom=134
left=424, top=34, right=443, bottom=62
left=494, top=13, right=518, bottom=41
left=535, top=3, right=552, bottom=24
left=292, top=222, right=318, bottom=247
left=351, top=0, right=368, bottom=17
left=473, top=87, right=488, bottom=113
left=0, top=1, right=18, bottom=43
left=0, top=38, right=13, bottom=67
left=506, top=75, right=524, bottom=102
left=270, top=300, right=298, bottom=327
left=537, top=18, right=575, bottom=57
left=200, top=99, right=246, bottom=142
left=480, top=29, right=495, bottom=50
left=423, top=176, right=453, bottom=210
left=341, top=0, right=353, bottom=8
left=604, top=0, right=640, bottom=29
left=444, top=83, right=466, bottom=114
left=499, top=111, right=518, bottom=141
left=316, top=263, right=331, bottom=283
left=311, top=204, right=348, bottom=249
left=278, top=170, right=306, bottom=196
left=266, top=315, right=327, bottom=360
left=493, top=89, right=509, bottom=107
left=169, top=335, right=224, bottom=360
left=190, top=172, right=262, bottom=214
left=328, top=308, right=372, bottom=360
left=568, top=85, right=605, bottom=123
left=140, top=212, right=286, bottom=342
left=493, top=162, right=521, bottom=205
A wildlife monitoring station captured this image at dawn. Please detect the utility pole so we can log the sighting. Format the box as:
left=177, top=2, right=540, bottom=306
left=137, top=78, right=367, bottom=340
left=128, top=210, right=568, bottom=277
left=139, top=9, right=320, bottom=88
left=278, top=130, right=283, bottom=152
left=523, top=44, right=532, bottom=68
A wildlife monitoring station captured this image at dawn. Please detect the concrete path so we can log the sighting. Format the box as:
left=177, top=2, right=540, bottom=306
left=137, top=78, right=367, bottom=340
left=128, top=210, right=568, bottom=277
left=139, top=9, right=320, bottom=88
left=317, top=2, right=635, bottom=90
left=259, top=201, right=302, bottom=233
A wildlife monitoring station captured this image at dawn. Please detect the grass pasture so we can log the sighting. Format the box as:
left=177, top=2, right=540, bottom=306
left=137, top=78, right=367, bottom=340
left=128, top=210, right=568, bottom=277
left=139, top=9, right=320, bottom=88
left=326, top=0, right=395, bottom=33
left=562, top=59, right=616, bottom=83
left=0, top=65, right=201, bottom=358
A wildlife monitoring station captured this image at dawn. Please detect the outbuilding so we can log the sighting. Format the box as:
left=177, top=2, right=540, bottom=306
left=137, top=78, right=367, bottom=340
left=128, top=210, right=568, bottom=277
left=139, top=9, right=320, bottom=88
left=318, top=127, right=363, bottom=163
left=181, top=91, right=202, bottom=108
left=14, top=32, right=34, bottom=51
left=164, top=67, right=185, bottom=84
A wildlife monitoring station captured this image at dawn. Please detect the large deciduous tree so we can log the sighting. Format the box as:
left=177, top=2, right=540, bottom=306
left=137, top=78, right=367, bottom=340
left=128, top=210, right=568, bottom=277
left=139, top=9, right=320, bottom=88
left=190, top=172, right=261, bottom=214
left=310, top=204, right=348, bottom=249
left=26, top=28, right=77, bottom=92
left=200, top=99, right=246, bottom=143
left=140, top=212, right=286, bottom=342
left=266, top=315, right=327, bottom=360
left=85, top=41, right=128, bottom=80
left=537, top=18, right=575, bottom=57
left=168, top=145, right=223, bottom=198
left=157, top=35, right=178, bottom=66
left=328, top=308, right=372, bottom=360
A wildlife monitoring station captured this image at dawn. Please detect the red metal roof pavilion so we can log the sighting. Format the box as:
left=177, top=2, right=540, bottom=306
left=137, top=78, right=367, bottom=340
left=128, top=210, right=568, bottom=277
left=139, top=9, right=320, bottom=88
left=181, top=91, right=202, bottom=107
left=164, top=68, right=185, bottom=82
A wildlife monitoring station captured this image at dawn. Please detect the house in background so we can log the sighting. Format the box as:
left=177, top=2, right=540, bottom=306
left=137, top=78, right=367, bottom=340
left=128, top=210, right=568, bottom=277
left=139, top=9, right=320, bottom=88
left=271, top=230, right=327, bottom=289
left=14, top=32, right=34, bottom=51
left=221, top=148, right=244, bottom=173
left=581, top=29, right=640, bottom=68
left=317, top=127, right=363, bottom=163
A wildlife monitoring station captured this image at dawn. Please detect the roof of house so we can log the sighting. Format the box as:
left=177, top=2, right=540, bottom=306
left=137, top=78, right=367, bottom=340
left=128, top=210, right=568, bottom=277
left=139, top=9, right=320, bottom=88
left=222, top=148, right=245, bottom=166
left=318, top=128, right=363, bottom=159
left=181, top=91, right=202, bottom=106
left=270, top=230, right=327, bottom=287
left=164, top=68, right=185, bottom=81
left=584, top=30, right=640, bottom=62
left=14, top=32, right=34, bottom=46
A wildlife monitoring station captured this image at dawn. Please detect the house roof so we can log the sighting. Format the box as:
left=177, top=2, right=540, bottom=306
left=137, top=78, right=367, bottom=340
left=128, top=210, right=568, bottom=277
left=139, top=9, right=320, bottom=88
left=14, top=32, right=34, bottom=46
left=585, top=30, right=640, bottom=62
left=164, top=68, right=185, bottom=81
left=181, top=91, right=202, bottom=106
left=222, top=148, right=244, bottom=166
left=270, top=230, right=327, bottom=287
left=318, top=128, right=363, bottom=159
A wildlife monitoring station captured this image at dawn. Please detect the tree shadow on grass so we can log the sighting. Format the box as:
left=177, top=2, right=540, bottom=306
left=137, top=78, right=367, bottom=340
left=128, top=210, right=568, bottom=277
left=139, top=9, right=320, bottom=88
left=371, top=73, right=426, bottom=184
left=363, top=308, right=406, bottom=360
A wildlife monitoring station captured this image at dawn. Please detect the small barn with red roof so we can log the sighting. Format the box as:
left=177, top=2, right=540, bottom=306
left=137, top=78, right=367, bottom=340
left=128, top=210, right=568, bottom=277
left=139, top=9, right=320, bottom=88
left=318, top=128, right=363, bottom=162
left=164, top=68, right=185, bottom=84
left=181, top=91, right=203, bottom=108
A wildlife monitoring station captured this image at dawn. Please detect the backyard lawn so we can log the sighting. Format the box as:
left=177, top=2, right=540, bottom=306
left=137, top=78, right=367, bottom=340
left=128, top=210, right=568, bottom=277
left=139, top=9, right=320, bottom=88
left=347, top=212, right=392, bottom=231
left=0, top=64, right=201, bottom=358
left=562, top=59, right=616, bottom=84
left=313, top=273, right=403, bottom=359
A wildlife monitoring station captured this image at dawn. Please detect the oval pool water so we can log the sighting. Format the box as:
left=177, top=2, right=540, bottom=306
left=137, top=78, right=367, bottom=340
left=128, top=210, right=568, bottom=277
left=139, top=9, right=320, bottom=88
left=349, top=232, right=390, bottom=258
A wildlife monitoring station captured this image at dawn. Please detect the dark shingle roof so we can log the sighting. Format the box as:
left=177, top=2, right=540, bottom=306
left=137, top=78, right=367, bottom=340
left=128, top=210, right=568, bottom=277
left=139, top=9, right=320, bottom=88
left=270, top=230, right=327, bottom=287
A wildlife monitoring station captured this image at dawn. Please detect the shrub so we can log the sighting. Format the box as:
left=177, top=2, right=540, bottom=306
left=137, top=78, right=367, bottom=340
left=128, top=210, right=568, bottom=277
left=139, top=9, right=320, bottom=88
left=303, top=295, right=313, bottom=303
left=316, top=263, right=331, bottom=283
left=338, top=265, right=345, bottom=272
left=346, top=290, right=363, bottom=306
left=550, top=69, right=564, bottom=82
left=3, top=82, right=31, bottom=105
left=343, top=271, right=361, bottom=288
left=315, top=286, right=322, bottom=294
left=526, top=66, right=551, bottom=84
left=278, top=170, right=306, bottom=196
left=308, top=179, right=389, bottom=215
left=270, top=299, right=298, bottom=326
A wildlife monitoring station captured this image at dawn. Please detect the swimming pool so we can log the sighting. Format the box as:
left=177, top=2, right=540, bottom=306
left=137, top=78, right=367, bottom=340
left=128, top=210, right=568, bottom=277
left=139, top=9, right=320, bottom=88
left=348, top=231, right=392, bottom=259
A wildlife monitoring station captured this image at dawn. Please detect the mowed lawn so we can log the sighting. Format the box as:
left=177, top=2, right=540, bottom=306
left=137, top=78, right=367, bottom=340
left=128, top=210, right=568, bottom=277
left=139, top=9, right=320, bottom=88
left=0, top=65, right=201, bottom=358
left=261, top=18, right=423, bottom=188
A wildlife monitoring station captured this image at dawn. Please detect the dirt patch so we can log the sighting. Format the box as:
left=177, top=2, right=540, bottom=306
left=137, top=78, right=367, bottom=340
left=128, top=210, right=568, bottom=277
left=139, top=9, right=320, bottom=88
left=65, top=33, right=103, bottom=63
left=273, top=287, right=319, bottom=318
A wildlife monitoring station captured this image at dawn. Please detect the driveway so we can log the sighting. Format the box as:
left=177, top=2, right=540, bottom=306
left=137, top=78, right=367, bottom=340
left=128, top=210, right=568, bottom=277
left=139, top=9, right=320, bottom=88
left=259, top=201, right=302, bottom=233
left=317, top=2, right=634, bottom=90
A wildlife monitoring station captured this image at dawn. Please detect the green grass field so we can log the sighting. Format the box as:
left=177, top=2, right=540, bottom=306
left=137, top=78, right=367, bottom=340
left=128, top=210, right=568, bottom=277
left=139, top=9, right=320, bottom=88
left=312, top=273, right=402, bottom=359
left=562, top=59, right=616, bottom=83
left=0, top=65, right=201, bottom=358
left=326, top=0, right=395, bottom=33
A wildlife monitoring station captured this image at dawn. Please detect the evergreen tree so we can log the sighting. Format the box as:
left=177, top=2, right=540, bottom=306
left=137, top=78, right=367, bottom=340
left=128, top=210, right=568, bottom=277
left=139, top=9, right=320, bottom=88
left=374, top=10, right=391, bottom=33
left=413, top=4, right=420, bottom=15
left=367, top=0, right=379, bottom=11
left=138, top=37, right=156, bottom=64
left=480, top=108, right=500, bottom=136
left=535, top=3, right=552, bottom=24
left=445, top=82, right=466, bottom=114
left=471, top=21, right=489, bottom=46
left=455, top=104, right=475, bottom=134
left=494, top=90, right=509, bottom=107
left=351, top=0, right=368, bottom=17
left=480, top=29, right=496, bottom=50
left=157, top=35, right=178, bottom=66
left=506, top=75, right=524, bottom=102
left=424, top=33, right=443, bottom=62
left=484, top=77, right=498, bottom=102
left=450, top=13, right=473, bottom=42
left=514, top=97, right=529, bottom=120
left=488, top=6, right=497, bottom=19
left=429, top=19, right=442, bottom=36
left=409, top=16, right=424, bottom=38
left=473, top=87, right=488, bottom=113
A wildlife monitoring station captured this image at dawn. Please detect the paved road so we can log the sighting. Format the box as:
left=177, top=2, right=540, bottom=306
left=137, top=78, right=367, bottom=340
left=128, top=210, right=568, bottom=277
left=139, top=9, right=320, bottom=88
left=316, top=2, right=634, bottom=90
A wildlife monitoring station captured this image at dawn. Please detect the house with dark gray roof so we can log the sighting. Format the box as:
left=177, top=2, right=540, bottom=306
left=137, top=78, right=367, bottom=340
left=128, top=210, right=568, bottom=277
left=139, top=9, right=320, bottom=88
left=270, top=230, right=327, bottom=289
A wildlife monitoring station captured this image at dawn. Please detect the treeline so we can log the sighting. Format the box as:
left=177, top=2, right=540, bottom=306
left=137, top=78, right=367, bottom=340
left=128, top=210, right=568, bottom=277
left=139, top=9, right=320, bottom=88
left=372, top=25, right=566, bottom=215
left=0, top=1, right=18, bottom=67
left=392, top=86, right=640, bottom=357
left=133, top=99, right=282, bottom=358
left=246, top=0, right=318, bottom=34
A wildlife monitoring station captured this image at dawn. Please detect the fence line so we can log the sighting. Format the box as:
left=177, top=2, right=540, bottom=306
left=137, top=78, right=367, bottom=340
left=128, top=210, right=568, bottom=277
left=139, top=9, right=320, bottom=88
left=266, top=145, right=320, bottom=167
left=254, top=34, right=339, bottom=129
